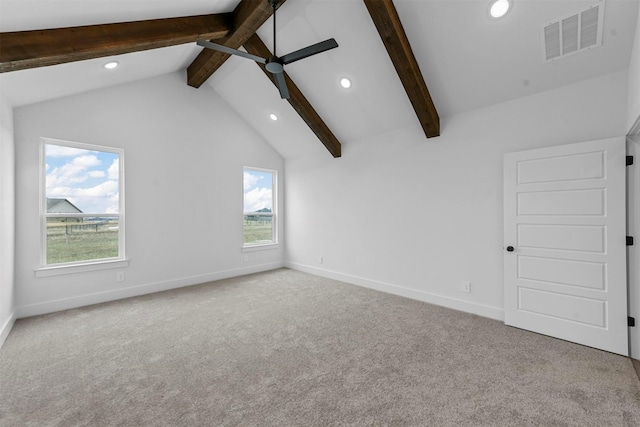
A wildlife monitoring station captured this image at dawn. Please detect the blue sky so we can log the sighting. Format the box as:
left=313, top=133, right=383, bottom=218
left=243, top=169, right=273, bottom=213
left=45, top=144, right=119, bottom=214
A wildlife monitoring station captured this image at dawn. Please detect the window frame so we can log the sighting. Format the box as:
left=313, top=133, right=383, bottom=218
left=37, top=138, right=127, bottom=276
left=242, top=166, right=277, bottom=250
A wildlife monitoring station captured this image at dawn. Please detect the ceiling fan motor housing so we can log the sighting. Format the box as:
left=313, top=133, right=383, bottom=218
left=265, top=57, right=284, bottom=74
left=196, top=0, right=337, bottom=99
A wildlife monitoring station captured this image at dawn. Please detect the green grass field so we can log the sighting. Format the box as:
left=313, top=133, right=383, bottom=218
left=47, top=219, right=273, bottom=264
left=243, top=222, right=274, bottom=245
left=47, top=221, right=119, bottom=264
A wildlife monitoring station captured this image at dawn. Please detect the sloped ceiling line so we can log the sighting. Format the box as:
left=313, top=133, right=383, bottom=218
left=363, top=0, right=440, bottom=138
left=0, top=0, right=436, bottom=156
left=243, top=33, right=342, bottom=158
left=186, top=0, right=341, bottom=158
left=0, top=0, right=343, bottom=157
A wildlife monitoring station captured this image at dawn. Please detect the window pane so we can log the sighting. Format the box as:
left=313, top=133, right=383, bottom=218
left=243, top=168, right=275, bottom=245
left=45, top=144, right=120, bottom=214
left=243, top=215, right=273, bottom=244
left=46, top=218, right=119, bottom=264
left=43, top=141, right=123, bottom=266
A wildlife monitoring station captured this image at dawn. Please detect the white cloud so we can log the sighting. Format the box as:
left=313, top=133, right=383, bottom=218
left=105, top=193, right=120, bottom=214
left=50, top=180, right=119, bottom=213
left=45, top=147, right=120, bottom=213
left=108, top=158, right=119, bottom=180
left=47, top=163, right=90, bottom=187
left=75, top=180, right=118, bottom=198
left=72, top=155, right=101, bottom=168
left=47, top=155, right=107, bottom=188
left=244, top=187, right=272, bottom=212
left=46, top=145, right=92, bottom=158
left=244, top=171, right=262, bottom=191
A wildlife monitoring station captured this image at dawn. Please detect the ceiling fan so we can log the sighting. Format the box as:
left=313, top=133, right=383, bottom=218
left=197, top=0, right=338, bottom=99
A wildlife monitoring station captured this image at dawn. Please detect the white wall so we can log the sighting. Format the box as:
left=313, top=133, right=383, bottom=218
left=628, top=3, right=640, bottom=133
left=14, top=72, right=284, bottom=316
left=0, top=97, right=16, bottom=347
left=285, top=70, right=629, bottom=322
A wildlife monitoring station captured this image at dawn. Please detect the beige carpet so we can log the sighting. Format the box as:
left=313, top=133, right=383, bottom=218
left=1, top=268, right=639, bottom=426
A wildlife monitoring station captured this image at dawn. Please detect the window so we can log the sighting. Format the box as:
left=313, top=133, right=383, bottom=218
left=243, top=167, right=276, bottom=246
left=41, top=138, right=125, bottom=267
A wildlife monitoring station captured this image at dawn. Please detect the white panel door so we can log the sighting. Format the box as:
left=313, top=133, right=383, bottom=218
left=504, top=137, right=628, bottom=356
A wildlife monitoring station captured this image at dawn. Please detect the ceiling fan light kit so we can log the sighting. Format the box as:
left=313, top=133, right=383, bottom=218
left=196, top=0, right=338, bottom=99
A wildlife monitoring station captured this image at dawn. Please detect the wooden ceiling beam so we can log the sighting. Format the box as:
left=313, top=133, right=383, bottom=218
left=0, top=14, right=233, bottom=73
left=187, top=0, right=285, bottom=88
left=243, top=34, right=341, bottom=158
left=363, top=0, right=440, bottom=138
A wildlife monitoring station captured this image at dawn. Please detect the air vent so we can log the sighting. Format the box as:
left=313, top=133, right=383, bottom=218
left=542, top=1, right=604, bottom=62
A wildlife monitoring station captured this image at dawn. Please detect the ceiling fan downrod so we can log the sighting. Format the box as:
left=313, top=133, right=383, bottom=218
left=265, top=0, right=283, bottom=74
left=270, top=0, right=279, bottom=57
left=196, top=0, right=338, bottom=99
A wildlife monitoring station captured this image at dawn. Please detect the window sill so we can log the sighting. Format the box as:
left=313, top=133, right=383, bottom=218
left=241, top=243, right=279, bottom=253
left=35, top=259, right=129, bottom=278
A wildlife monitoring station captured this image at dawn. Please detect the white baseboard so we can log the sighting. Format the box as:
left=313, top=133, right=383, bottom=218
left=16, top=262, right=284, bottom=318
left=0, top=312, right=16, bottom=349
left=286, top=261, right=505, bottom=322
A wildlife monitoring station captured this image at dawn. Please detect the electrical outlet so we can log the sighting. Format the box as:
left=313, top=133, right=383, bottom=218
left=461, top=280, right=471, bottom=293
left=319, top=256, right=324, bottom=264
left=117, top=271, right=125, bottom=282
left=243, top=254, right=249, bottom=263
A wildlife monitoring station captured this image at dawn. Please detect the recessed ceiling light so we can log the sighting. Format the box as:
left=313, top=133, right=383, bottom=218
left=269, top=113, right=278, bottom=121
left=340, top=78, right=352, bottom=89
left=103, top=61, right=119, bottom=69
left=489, top=0, right=511, bottom=18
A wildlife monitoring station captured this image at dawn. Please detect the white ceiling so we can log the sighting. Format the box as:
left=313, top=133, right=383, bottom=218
left=1, top=0, right=638, bottom=158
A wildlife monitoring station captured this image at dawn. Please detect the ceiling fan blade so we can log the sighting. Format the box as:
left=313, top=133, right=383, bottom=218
left=197, top=40, right=267, bottom=64
left=281, top=38, right=338, bottom=65
left=274, top=72, right=290, bottom=99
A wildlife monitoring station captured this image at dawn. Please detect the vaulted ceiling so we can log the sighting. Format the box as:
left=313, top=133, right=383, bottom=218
left=1, top=0, right=638, bottom=159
